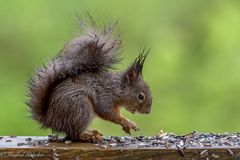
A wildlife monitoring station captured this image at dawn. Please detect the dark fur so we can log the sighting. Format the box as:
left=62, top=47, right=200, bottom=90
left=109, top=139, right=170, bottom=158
left=27, top=22, right=152, bottom=140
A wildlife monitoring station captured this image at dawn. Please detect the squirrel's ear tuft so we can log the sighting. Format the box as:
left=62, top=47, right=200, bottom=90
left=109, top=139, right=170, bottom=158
left=131, top=47, right=151, bottom=75
left=123, top=47, right=150, bottom=86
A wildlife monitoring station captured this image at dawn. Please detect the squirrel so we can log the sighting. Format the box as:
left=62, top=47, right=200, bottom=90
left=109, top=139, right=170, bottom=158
left=27, top=21, right=152, bottom=142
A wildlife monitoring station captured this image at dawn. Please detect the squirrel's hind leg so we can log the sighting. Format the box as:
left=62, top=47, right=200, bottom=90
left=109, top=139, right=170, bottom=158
left=64, top=95, right=96, bottom=142
left=49, top=86, right=96, bottom=142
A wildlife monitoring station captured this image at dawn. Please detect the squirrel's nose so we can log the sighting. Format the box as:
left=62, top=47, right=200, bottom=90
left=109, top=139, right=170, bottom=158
left=146, top=107, right=151, bottom=114
left=145, top=109, right=151, bottom=114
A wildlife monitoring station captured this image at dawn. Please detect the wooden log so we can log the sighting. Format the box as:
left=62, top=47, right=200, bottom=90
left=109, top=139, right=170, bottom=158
left=0, top=135, right=239, bottom=160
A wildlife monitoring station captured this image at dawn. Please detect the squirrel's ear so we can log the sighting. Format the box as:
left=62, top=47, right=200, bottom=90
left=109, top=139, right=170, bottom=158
left=124, top=68, right=139, bottom=85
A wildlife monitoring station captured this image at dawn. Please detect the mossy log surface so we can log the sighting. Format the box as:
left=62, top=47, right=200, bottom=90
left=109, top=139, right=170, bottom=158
left=0, top=132, right=239, bottom=160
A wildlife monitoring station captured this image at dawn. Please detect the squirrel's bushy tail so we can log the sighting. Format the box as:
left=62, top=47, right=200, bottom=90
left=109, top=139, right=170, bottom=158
left=27, top=22, right=122, bottom=123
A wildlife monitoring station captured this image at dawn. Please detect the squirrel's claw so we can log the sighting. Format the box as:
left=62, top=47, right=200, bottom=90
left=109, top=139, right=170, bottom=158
left=133, top=126, right=140, bottom=131
left=92, top=134, right=103, bottom=143
left=123, top=127, right=131, bottom=135
left=121, top=120, right=139, bottom=135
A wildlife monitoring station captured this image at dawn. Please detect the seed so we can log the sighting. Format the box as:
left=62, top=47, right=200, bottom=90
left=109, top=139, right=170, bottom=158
left=103, top=137, right=111, bottom=141
left=200, top=150, right=208, bottom=158
left=138, top=142, right=147, bottom=148
left=38, top=140, right=49, bottom=145
left=178, top=148, right=185, bottom=157
left=212, top=153, right=219, bottom=159
left=65, top=140, right=72, bottom=145
left=99, top=145, right=107, bottom=149
left=227, top=148, right=234, bottom=157
left=116, top=143, right=125, bottom=146
left=25, top=137, right=32, bottom=141
left=27, top=141, right=37, bottom=146
left=10, top=135, right=17, bottom=138
left=17, top=143, right=26, bottom=146
left=109, top=143, right=117, bottom=147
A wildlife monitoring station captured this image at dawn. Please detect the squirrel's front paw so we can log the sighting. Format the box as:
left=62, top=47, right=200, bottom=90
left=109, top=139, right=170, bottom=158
left=121, top=120, right=140, bottom=135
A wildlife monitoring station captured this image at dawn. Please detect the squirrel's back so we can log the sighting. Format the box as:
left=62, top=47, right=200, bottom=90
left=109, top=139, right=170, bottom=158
left=27, top=22, right=122, bottom=125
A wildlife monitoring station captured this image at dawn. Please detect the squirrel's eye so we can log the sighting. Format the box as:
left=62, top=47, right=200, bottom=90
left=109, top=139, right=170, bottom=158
left=138, top=92, right=145, bottom=101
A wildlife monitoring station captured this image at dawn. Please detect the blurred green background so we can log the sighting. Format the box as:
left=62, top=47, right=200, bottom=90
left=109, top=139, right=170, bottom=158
left=0, top=0, right=240, bottom=136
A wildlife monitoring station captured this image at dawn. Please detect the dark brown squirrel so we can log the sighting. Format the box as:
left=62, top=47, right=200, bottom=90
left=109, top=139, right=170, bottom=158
left=27, top=21, right=152, bottom=142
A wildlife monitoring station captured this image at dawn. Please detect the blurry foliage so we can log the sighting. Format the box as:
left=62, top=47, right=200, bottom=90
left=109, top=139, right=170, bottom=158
left=0, top=0, right=240, bottom=136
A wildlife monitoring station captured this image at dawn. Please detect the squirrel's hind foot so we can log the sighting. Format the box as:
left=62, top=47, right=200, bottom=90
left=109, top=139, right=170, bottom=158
left=78, top=130, right=103, bottom=143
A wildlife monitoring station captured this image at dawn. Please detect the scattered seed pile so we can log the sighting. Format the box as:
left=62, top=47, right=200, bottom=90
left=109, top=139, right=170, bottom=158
left=1, top=131, right=240, bottom=150
left=0, top=135, right=65, bottom=147
left=98, top=131, right=240, bottom=149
